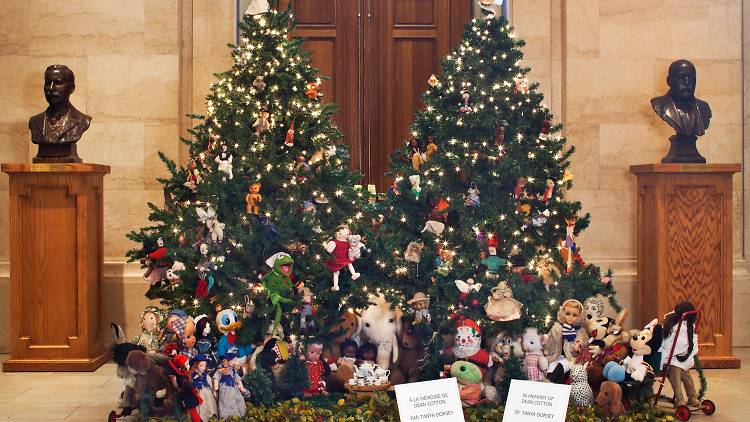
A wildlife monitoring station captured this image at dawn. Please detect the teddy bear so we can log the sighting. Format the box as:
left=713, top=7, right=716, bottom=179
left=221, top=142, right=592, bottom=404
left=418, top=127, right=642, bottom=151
left=245, top=183, right=262, bottom=215
left=521, top=327, right=548, bottom=382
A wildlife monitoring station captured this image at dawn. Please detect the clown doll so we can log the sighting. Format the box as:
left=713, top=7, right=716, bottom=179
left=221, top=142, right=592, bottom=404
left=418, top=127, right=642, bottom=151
left=302, top=342, right=331, bottom=397
left=325, top=225, right=361, bottom=291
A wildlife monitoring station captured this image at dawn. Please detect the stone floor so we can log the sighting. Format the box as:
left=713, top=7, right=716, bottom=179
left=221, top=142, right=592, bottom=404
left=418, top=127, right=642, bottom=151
left=1, top=350, right=748, bottom=421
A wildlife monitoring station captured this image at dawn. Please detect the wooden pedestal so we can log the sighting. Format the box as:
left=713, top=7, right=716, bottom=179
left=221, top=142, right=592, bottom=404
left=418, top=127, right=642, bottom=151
left=1, top=163, right=110, bottom=371
left=630, top=163, right=741, bottom=369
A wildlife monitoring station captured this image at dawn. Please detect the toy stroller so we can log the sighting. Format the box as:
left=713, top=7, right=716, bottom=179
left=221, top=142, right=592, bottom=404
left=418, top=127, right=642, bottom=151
left=652, top=309, right=715, bottom=421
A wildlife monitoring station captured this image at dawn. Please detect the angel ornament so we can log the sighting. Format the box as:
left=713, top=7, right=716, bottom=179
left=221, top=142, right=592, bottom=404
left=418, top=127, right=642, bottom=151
left=215, top=144, right=233, bottom=180
left=253, top=109, right=273, bottom=133
left=455, top=278, right=482, bottom=305
left=484, top=281, right=523, bottom=322
left=197, top=206, right=225, bottom=243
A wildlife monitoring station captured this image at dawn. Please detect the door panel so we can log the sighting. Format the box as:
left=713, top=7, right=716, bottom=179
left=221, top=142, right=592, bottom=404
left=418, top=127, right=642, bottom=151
left=280, top=0, right=363, bottom=171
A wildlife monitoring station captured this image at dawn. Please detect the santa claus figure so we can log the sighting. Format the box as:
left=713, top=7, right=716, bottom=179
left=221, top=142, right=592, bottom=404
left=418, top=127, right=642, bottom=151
left=453, top=318, right=493, bottom=376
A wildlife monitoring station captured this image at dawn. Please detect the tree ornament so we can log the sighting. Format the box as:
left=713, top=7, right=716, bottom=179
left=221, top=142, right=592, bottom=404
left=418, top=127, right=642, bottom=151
left=542, top=178, right=554, bottom=203
left=514, top=77, right=529, bottom=94
left=562, top=169, right=574, bottom=182
left=195, top=243, right=216, bottom=299
left=253, top=109, right=272, bottom=133
left=513, top=176, right=527, bottom=200
left=196, top=206, right=225, bottom=243
left=404, top=241, right=424, bottom=264
left=244, top=0, right=270, bottom=16
left=424, top=135, right=438, bottom=161
left=295, top=155, right=311, bottom=182
left=409, top=174, right=422, bottom=200
left=427, top=74, right=439, bottom=88
left=305, top=82, right=319, bottom=99
left=301, top=199, right=316, bottom=214
left=407, top=292, right=431, bottom=324
left=245, top=183, right=262, bottom=215
left=140, top=237, right=170, bottom=285
left=215, top=144, right=233, bottom=180
left=459, top=91, right=472, bottom=113
left=253, top=75, right=266, bottom=92
left=563, top=213, right=581, bottom=272
left=539, top=118, right=552, bottom=141
left=284, top=120, right=295, bottom=147
left=261, top=252, right=295, bottom=329
left=421, top=220, right=445, bottom=235
left=325, top=225, right=361, bottom=291
left=435, top=245, right=454, bottom=276
left=409, top=138, right=424, bottom=171
left=184, top=161, right=201, bottom=192
left=478, top=0, right=503, bottom=19
left=347, top=234, right=368, bottom=261
left=464, top=183, right=480, bottom=207
left=298, top=287, right=316, bottom=333
left=481, top=235, right=507, bottom=275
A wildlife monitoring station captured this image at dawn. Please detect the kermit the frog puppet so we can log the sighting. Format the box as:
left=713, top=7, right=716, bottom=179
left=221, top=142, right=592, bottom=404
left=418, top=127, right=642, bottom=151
left=260, top=252, right=294, bottom=329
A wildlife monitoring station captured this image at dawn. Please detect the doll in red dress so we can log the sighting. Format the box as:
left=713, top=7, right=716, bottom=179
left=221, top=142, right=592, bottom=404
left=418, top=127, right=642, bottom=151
left=302, top=342, right=331, bottom=397
left=325, top=225, right=361, bottom=291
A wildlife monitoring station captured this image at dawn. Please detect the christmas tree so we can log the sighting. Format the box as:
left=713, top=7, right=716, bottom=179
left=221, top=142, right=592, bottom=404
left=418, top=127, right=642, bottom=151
left=362, top=13, right=619, bottom=382
left=126, top=6, right=370, bottom=347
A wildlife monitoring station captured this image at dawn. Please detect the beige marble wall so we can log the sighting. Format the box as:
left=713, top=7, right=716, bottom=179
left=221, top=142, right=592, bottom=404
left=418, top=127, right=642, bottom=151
left=0, top=0, right=181, bottom=351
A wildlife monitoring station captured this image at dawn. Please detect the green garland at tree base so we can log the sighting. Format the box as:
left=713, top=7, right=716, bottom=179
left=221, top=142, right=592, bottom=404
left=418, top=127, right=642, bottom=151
left=151, top=394, right=680, bottom=421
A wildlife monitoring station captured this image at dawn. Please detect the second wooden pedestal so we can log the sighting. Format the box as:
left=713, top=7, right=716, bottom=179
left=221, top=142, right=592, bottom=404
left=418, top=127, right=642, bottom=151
left=630, top=163, right=740, bottom=369
left=2, top=163, right=110, bottom=371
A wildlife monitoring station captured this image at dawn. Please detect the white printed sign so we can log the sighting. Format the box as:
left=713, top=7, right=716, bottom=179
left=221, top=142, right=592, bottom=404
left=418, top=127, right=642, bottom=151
left=502, top=379, right=571, bottom=422
left=395, top=378, right=465, bottom=422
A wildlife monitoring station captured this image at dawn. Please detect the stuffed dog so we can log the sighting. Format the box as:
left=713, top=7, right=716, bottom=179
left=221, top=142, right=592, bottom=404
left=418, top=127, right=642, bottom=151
left=596, top=381, right=626, bottom=418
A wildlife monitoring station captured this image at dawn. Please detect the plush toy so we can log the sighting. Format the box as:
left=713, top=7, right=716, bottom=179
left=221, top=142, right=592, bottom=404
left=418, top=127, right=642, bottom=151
left=215, top=309, right=253, bottom=362
left=408, top=174, right=422, bottom=200
left=596, top=381, right=626, bottom=418
left=659, top=300, right=700, bottom=407
left=125, top=350, right=170, bottom=420
left=450, top=360, right=485, bottom=406
left=213, top=352, right=248, bottom=418
left=196, top=206, right=224, bottom=243
left=544, top=299, right=586, bottom=383
left=453, top=318, right=493, bottom=377
left=407, top=292, right=431, bottom=324
left=323, top=311, right=361, bottom=362
left=165, top=354, right=202, bottom=422
left=409, top=139, right=424, bottom=171
left=162, top=310, right=198, bottom=359
left=481, top=236, right=506, bottom=275
left=305, top=82, right=319, bottom=99
left=459, top=91, right=472, bottom=113
left=359, top=294, right=401, bottom=370
left=298, top=287, right=316, bottom=333
left=252, top=75, right=266, bottom=91
left=484, top=281, right=523, bottom=322
left=425, top=136, right=438, bottom=160
left=494, top=121, right=507, bottom=146
left=141, top=237, right=170, bottom=285
left=326, top=339, right=358, bottom=392
left=325, top=225, right=361, bottom=291
left=190, top=355, right=217, bottom=422
left=488, top=331, right=523, bottom=385
left=214, top=144, right=233, bottom=180
left=583, top=309, right=631, bottom=391
left=260, top=252, right=295, bottom=328
left=184, top=161, right=201, bottom=192
left=302, top=342, right=331, bottom=397
left=132, top=306, right=164, bottom=352
left=421, top=220, right=445, bottom=235
left=390, top=317, right=425, bottom=385
left=110, top=324, right=149, bottom=418
left=253, top=108, right=272, bottom=133
left=347, top=234, right=368, bottom=261
left=245, top=183, right=262, bottom=215
left=521, top=327, right=548, bottom=382
left=513, top=177, right=527, bottom=200
left=619, top=318, right=663, bottom=382
left=165, top=261, right=185, bottom=286
left=570, top=363, right=594, bottom=407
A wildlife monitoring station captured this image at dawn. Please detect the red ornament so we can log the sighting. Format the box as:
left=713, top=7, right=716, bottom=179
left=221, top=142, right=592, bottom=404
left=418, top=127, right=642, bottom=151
left=305, top=82, right=319, bottom=99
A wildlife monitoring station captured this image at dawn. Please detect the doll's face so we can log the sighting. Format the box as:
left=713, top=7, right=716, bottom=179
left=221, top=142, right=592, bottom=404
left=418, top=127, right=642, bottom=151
left=142, top=311, right=159, bottom=331
left=200, top=243, right=208, bottom=255
left=492, top=289, right=504, bottom=300
left=488, top=246, right=497, bottom=256
left=184, top=318, right=197, bottom=348
left=361, top=347, right=377, bottom=361
left=303, top=293, right=313, bottom=303
left=305, top=344, right=323, bottom=361
left=343, top=344, right=357, bottom=359
left=156, top=237, right=164, bottom=248
left=410, top=139, right=418, bottom=148
left=412, top=300, right=427, bottom=311
left=561, top=305, right=581, bottom=325
left=462, top=91, right=470, bottom=101
left=196, top=360, right=207, bottom=373
left=336, top=226, right=350, bottom=240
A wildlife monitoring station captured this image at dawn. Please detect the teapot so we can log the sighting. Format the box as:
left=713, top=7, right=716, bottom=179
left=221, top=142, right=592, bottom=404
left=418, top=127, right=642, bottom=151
left=353, top=361, right=380, bottom=380
left=374, top=367, right=390, bottom=379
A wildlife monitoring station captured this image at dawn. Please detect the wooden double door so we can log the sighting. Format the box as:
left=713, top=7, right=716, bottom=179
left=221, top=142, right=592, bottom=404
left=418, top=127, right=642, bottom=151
left=279, top=0, right=472, bottom=191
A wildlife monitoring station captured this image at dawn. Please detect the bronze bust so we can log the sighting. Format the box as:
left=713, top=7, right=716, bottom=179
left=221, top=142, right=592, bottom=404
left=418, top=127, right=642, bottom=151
left=651, top=60, right=711, bottom=163
left=29, top=65, right=91, bottom=163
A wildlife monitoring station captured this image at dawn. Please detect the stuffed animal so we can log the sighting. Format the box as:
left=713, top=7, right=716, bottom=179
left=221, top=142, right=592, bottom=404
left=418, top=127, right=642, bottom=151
left=110, top=324, right=148, bottom=418
left=488, top=331, right=523, bottom=385
left=215, top=309, right=253, bottom=363
left=453, top=318, right=493, bottom=377
left=583, top=309, right=631, bottom=391
left=140, top=237, right=170, bottom=285
left=545, top=299, right=587, bottom=383
left=659, top=301, right=700, bottom=408
left=451, top=360, right=489, bottom=407
left=196, top=206, right=224, bottom=243
left=325, top=225, right=361, bottom=291
left=126, top=350, right=171, bottom=420
left=260, top=252, right=295, bottom=329
left=596, top=381, right=626, bottom=418
left=390, top=317, right=425, bottom=385
left=326, top=339, right=358, bottom=392
left=611, top=318, right=663, bottom=383
left=245, top=183, right=262, bottom=215
left=521, top=327, right=548, bottom=382
left=570, top=363, right=594, bottom=407
left=359, top=294, right=401, bottom=370
left=347, top=234, right=368, bottom=261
